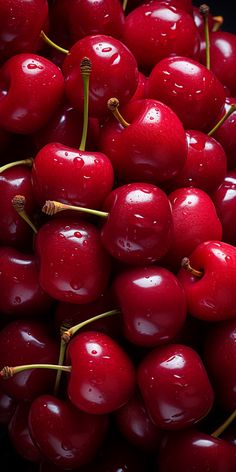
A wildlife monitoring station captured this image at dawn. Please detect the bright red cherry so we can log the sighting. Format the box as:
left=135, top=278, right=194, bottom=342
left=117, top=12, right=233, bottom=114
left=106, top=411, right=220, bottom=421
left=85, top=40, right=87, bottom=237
left=138, top=343, right=214, bottom=430
left=148, top=56, right=226, bottom=131
left=101, top=182, right=173, bottom=265
left=66, top=331, right=136, bottom=414
left=177, top=240, right=236, bottom=322
left=123, top=3, right=200, bottom=72
left=0, top=0, right=48, bottom=62
left=193, top=6, right=214, bottom=35
left=35, top=217, right=111, bottom=304
left=29, top=394, right=109, bottom=470
left=212, top=171, right=236, bottom=246
left=0, top=53, right=64, bottom=134
left=62, top=35, right=139, bottom=118
left=204, top=317, right=236, bottom=412
left=113, top=265, right=186, bottom=346
left=0, top=320, right=58, bottom=401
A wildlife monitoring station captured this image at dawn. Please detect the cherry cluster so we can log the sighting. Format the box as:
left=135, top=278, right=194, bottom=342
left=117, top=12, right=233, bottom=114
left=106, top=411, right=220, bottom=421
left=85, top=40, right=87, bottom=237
left=0, top=0, right=236, bottom=471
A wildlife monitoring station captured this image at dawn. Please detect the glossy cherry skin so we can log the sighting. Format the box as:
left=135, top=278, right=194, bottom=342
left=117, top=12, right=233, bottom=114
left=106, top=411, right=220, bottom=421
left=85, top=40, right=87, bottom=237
left=211, top=97, right=236, bottom=170
left=138, top=343, right=214, bottom=430
left=130, top=71, right=148, bottom=102
left=201, top=32, right=236, bottom=97
left=177, top=241, right=236, bottom=322
left=0, top=53, right=64, bottom=134
left=212, top=172, right=236, bottom=246
left=66, top=331, right=136, bottom=414
left=113, top=266, right=186, bottom=347
left=115, top=390, right=163, bottom=453
left=193, top=6, right=214, bottom=36
left=0, top=247, right=53, bottom=319
left=123, top=3, right=200, bottom=72
left=148, top=56, right=226, bottom=131
left=0, top=166, right=36, bottom=250
left=101, top=183, right=173, bottom=265
left=8, top=402, right=42, bottom=463
left=29, top=395, right=109, bottom=470
left=204, top=318, right=236, bottom=411
left=35, top=217, right=111, bottom=304
left=0, top=320, right=58, bottom=401
left=62, top=35, right=139, bottom=118
left=0, top=0, right=48, bottom=62
left=99, top=99, right=187, bottom=185
left=31, top=142, right=114, bottom=209
left=157, top=429, right=236, bottom=472
left=162, top=187, right=222, bottom=271
left=164, top=130, right=227, bottom=194
left=0, top=387, right=17, bottom=424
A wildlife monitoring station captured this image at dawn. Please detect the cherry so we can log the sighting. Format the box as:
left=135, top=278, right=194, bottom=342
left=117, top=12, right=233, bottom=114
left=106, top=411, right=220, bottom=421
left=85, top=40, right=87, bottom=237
left=99, top=98, right=187, bottom=185
left=113, top=265, right=186, bottom=346
left=210, top=97, right=236, bottom=170
left=0, top=247, right=53, bottom=319
left=0, top=0, right=48, bottom=62
left=212, top=171, right=236, bottom=246
left=8, top=401, right=42, bottom=463
left=130, top=71, right=148, bottom=102
left=0, top=53, right=64, bottom=134
left=193, top=6, right=214, bottom=35
left=157, top=429, right=236, bottom=471
left=62, top=35, right=139, bottom=118
left=123, top=3, right=200, bottom=73
left=0, top=320, right=58, bottom=401
left=178, top=240, right=236, bottom=322
left=147, top=55, right=226, bottom=131
left=204, top=317, right=236, bottom=412
left=35, top=217, right=111, bottom=304
left=28, top=394, right=109, bottom=469
left=138, top=343, right=214, bottom=430
left=0, top=387, right=17, bottom=425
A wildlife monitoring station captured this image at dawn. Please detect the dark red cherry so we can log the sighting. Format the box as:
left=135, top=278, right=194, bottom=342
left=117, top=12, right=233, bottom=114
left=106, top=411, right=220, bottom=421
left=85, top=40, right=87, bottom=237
left=148, top=56, right=226, bottom=131
left=0, top=387, right=17, bottom=425
left=66, top=331, right=136, bottom=414
left=35, top=217, right=111, bottom=304
left=113, top=265, right=186, bottom=346
left=212, top=171, right=236, bottom=246
left=0, top=320, right=58, bottom=401
left=123, top=3, right=200, bottom=72
left=29, top=394, right=109, bottom=470
left=138, top=343, right=214, bottom=430
left=101, top=182, right=173, bottom=265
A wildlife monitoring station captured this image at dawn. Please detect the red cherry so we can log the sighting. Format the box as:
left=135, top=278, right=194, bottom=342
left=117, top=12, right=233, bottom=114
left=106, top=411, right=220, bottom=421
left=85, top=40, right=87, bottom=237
left=0, top=53, right=64, bottom=134
left=177, top=240, right=236, bottom=321
left=210, top=97, right=236, bottom=170
left=0, top=387, right=17, bottom=425
left=28, top=394, right=109, bottom=469
left=138, top=343, right=214, bottom=430
left=66, top=331, right=136, bottom=414
left=113, top=265, right=186, bottom=346
left=148, top=56, right=226, bottom=131
left=212, top=171, right=236, bottom=246
left=123, top=3, right=200, bottom=72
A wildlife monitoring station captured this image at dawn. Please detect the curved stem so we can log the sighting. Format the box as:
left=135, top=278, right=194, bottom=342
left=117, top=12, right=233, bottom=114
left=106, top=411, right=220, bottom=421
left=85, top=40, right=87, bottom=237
left=0, top=158, right=33, bottom=173
left=208, top=105, right=236, bottom=136
left=12, top=195, right=37, bottom=234
left=62, top=309, right=120, bottom=343
left=212, top=409, right=236, bottom=438
left=79, top=58, right=92, bottom=152
left=42, top=200, right=109, bottom=218
left=54, top=338, right=67, bottom=396
left=0, top=364, right=71, bottom=379
left=181, top=257, right=203, bottom=278
left=40, top=30, right=69, bottom=55
left=107, top=98, right=130, bottom=128
left=212, top=16, right=224, bottom=32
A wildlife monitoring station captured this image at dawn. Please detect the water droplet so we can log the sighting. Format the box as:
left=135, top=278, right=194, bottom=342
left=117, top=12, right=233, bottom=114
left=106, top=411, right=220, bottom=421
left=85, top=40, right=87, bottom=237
left=74, top=231, right=82, bottom=238
left=70, top=280, right=81, bottom=290
left=102, top=47, right=112, bottom=53
left=14, top=296, right=21, bottom=304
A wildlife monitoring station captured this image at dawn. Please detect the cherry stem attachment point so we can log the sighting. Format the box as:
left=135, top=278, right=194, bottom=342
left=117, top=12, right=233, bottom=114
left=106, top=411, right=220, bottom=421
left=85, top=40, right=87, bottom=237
left=0, top=364, right=71, bottom=379
left=40, top=30, right=69, bottom=55
left=181, top=257, right=203, bottom=278
left=211, top=409, right=236, bottom=438
left=79, top=57, right=92, bottom=152
left=208, top=104, right=236, bottom=136
left=42, top=200, right=109, bottom=219
left=200, top=4, right=211, bottom=70
left=212, top=15, right=224, bottom=32
left=107, top=98, right=130, bottom=128
left=12, top=195, right=37, bottom=234
left=62, top=309, right=120, bottom=344
left=0, top=158, right=33, bottom=173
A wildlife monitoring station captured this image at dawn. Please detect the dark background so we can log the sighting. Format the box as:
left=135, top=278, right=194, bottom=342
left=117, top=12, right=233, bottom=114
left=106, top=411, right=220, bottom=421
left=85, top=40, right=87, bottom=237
left=193, top=0, right=236, bottom=33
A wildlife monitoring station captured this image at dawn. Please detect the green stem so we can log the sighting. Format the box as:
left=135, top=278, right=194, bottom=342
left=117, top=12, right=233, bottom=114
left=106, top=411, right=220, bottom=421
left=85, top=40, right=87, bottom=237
left=208, top=105, right=236, bottom=136
left=54, top=338, right=67, bottom=395
left=211, top=409, right=236, bottom=438
left=42, top=200, right=109, bottom=218
left=200, top=4, right=211, bottom=70
left=0, top=364, right=71, bottom=379
left=40, top=30, right=69, bottom=55
left=62, top=309, right=120, bottom=343
left=12, top=195, right=37, bottom=234
left=122, top=0, right=128, bottom=11
left=79, top=58, right=92, bottom=151
left=0, top=158, right=33, bottom=173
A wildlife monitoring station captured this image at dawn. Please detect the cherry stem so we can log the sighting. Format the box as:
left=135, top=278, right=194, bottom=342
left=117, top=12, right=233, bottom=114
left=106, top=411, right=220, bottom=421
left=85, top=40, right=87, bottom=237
left=208, top=104, right=236, bottom=136
left=212, top=15, right=224, bottom=32
left=122, top=0, right=128, bottom=11
left=107, top=98, right=130, bottom=128
left=0, top=158, right=33, bottom=173
left=40, top=30, right=69, bottom=55
left=211, top=409, right=236, bottom=438
left=79, top=57, right=92, bottom=152
left=42, top=199, right=109, bottom=218
left=0, top=364, right=71, bottom=379
left=62, top=309, right=120, bottom=344
left=12, top=195, right=37, bottom=234
left=181, top=257, right=203, bottom=278
left=200, top=4, right=211, bottom=70
left=54, top=326, right=68, bottom=396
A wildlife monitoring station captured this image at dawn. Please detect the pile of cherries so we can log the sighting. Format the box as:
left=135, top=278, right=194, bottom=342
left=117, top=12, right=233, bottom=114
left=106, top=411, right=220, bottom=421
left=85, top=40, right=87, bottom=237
left=0, top=0, right=236, bottom=470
